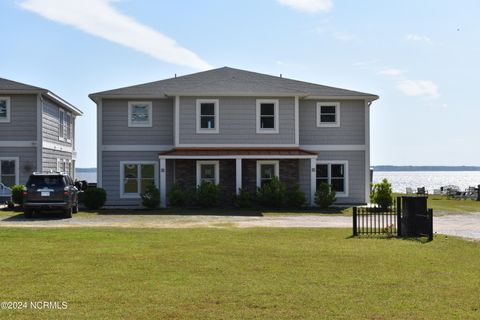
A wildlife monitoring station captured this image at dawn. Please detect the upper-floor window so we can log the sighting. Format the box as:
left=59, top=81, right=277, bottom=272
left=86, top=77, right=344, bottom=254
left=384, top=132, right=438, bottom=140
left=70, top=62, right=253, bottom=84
left=256, top=99, right=279, bottom=134
left=128, top=101, right=152, bottom=127
left=317, top=102, right=340, bottom=127
left=196, top=99, right=219, bottom=134
left=59, top=108, right=72, bottom=142
left=0, top=97, right=11, bottom=123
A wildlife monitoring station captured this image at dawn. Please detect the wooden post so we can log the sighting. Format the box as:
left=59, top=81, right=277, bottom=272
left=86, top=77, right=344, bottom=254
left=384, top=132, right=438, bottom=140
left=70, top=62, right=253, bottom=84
left=428, top=208, right=433, bottom=241
left=353, top=207, right=358, bottom=236
left=396, top=197, right=402, bottom=237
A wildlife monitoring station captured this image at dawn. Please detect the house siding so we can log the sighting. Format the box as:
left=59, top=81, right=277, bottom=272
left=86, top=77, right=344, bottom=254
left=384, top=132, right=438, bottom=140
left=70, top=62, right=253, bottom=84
left=178, top=97, right=296, bottom=145
left=299, top=99, right=365, bottom=145
left=42, top=97, right=74, bottom=148
left=0, top=94, right=37, bottom=141
left=42, top=148, right=73, bottom=176
left=0, top=147, right=37, bottom=185
left=102, top=98, right=174, bottom=145
left=312, top=150, right=366, bottom=204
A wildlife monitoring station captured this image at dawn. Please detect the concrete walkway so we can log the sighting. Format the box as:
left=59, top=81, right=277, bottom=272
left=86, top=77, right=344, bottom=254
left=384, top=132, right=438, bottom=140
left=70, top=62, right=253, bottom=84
left=1, top=212, right=479, bottom=240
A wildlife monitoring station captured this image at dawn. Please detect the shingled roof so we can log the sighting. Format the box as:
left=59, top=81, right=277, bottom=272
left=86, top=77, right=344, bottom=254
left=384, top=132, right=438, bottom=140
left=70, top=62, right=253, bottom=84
left=0, top=77, right=83, bottom=116
left=89, top=67, right=378, bottom=100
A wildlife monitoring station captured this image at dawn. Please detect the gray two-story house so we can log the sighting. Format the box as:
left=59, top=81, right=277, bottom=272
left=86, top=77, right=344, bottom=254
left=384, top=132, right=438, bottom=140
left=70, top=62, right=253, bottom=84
left=0, top=78, right=83, bottom=187
left=89, top=67, right=378, bottom=207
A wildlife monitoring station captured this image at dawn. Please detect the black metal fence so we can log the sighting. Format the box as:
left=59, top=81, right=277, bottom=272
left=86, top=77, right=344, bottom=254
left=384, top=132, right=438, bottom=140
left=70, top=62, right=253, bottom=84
left=353, top=197, right=433, bottom=240
left=352, top=203, right=400, bottom=237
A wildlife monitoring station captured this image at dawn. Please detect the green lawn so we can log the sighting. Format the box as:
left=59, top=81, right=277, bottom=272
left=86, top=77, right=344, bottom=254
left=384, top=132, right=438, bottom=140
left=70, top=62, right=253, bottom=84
left=394, top=193, right=480, bottom=214
left=0, top=228, right=479, bottom=319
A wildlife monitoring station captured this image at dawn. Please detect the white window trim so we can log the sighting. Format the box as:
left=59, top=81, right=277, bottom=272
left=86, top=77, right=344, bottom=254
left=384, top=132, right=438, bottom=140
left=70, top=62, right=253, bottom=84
left=196, top=99, right=219, bottom=134
left=196, top=160, right=220, bottom=185
left=58, top=108, right=65, bottom=141
left=128, top=101, right=153, bottom=128
left=316, top=160, right=349, bottom=197
left=256, top=99, right=279, bottom=134
left=0, top=97, right=11, bottom=123
left=120, top=161, right=159, bottom=199
left=316, top=102, right=340, bottom=127
left=256, top=160, right=279, bottom=188
left=0, top=157, right=19, bottom=186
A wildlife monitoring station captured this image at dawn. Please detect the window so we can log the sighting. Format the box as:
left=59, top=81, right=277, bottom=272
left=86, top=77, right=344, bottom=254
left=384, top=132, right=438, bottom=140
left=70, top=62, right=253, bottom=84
left=120, top=162, right=158, bottom=198
left=196, top=99, right=219, bottom=134
left=0, top=97, right=10, bottom=123
left=66, top=113, right=72, bottom=141
left=128, top=101, right=152, bottom=127
left=0, top=158, right=18, bottom=187
left=256, top=99, right=279, bottom=134
left=59, top=109, right=65, bottom=140
left=316, top=161, right=348, bottom=197
left=196, top=161, right=219, bottom=185
left=256, top=160, right=279, bottom=187
left=317, top=102, right=340, bottom=127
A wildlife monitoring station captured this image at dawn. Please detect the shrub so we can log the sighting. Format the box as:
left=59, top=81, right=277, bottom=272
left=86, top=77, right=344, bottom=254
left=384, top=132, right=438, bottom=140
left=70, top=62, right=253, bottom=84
left=256, top=176, right=285, bottom=208
left=285, top=185, right=306, bottom=208
left=141, top=184, right=160, bottom=209
left=193, top=182, right=221, bottom=208
left=11, top=185, right=25, bottom=205
left=233, top=188, right=255, bottom=208
left=167, top=183, right=187, bottom=207
left=315, top=182, right=336, bottom=208
left=371, top=178, right=393, bottom=210
left=83, top=188, right=107, bottom=210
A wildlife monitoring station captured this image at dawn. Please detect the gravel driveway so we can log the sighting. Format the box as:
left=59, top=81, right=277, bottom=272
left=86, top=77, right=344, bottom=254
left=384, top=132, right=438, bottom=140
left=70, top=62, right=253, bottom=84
left=1, top=212, right=479, bottom=240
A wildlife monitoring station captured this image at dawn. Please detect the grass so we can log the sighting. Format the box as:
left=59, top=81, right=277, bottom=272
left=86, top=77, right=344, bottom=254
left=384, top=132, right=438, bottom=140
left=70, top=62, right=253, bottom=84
left=394, top=193, right=480, bottom=214
left=0, top=228, right=479, bottom=319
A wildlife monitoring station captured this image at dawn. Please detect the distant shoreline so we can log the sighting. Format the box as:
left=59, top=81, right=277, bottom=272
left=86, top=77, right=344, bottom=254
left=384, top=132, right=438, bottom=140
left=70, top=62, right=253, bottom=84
left=372, top=166, right=480, bottom=172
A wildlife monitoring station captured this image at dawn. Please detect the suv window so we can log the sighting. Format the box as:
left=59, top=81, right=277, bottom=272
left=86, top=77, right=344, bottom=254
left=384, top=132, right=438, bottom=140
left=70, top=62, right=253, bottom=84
left=27, top=176, right=65, bottom=188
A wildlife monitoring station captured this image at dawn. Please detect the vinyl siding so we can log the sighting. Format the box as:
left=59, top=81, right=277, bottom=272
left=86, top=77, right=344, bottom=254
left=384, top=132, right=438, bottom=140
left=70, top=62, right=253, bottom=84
left=102, top=151, right=159, bottom=206
left=178, top=97, right=296, bottom=145
left=0, top=94, right=37, bottom=141
left=312, top=150, right=366, bottom=204
left=299, top=99, right=365, bottom=145
left=42, top=97, right=74, bottom=148
left=42, top=148, right=73, bottom=176
left=0, top=147, right=37, bottom=185
left=102, top=99, right=173, bottom=145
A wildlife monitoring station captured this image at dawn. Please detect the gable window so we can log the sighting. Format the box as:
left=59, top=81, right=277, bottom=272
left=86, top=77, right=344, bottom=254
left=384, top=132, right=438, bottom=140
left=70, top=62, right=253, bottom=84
left=256, top=99, right=279, bottom=134
left=196, top=99, right=219, bottom=134
left=0, top=158, right=18, bottom=187
left=128, top=101, right=152, bottom=127
left=66, top=113, right=72, bottom=141
left=316, top=161, right=348, bottom=197
left=317, top=102, right=340, bottom=127
left=120, top=161, right=158, bottom=198
left=0, top=97, right=11, bottom=123
left=196, top=161, right=219, bottom=185
left=59, top=109, right=65, bottom=140
left=256, top=160, right=279, bottom=187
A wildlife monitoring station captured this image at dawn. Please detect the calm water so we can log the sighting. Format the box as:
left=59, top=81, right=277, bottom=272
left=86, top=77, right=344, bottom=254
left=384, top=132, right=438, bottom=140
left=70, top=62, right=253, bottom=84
left=76, top=169, right=480, bottom=193
left=373, top=171, right=480, bottom=193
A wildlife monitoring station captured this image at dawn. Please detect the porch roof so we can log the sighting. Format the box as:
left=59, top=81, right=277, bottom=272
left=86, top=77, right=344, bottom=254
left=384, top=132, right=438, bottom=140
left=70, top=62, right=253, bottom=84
left=158, top=148, right=318, bottom=159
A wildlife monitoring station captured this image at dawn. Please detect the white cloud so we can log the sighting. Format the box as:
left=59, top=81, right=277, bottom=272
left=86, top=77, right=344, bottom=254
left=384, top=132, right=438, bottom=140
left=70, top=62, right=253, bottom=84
left=397, top=80, right=440, bottom=99
left=18, top=0, right=211, bottom=70
left=332, top=31, right=356, bottom=42
left=278, top=0, right=333, bottom=13
left=405, top=34, right=433, bottom=45
left=378, top=68, right=404, bottom=77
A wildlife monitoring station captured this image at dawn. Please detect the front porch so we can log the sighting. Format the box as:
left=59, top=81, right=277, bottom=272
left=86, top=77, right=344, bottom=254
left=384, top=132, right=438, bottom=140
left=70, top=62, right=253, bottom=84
left=158, top=149, right=318, bottom=207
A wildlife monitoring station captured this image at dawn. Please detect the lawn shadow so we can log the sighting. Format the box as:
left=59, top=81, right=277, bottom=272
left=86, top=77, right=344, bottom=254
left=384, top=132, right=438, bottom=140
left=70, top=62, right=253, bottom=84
left=2, top=211, right=71, bottom=221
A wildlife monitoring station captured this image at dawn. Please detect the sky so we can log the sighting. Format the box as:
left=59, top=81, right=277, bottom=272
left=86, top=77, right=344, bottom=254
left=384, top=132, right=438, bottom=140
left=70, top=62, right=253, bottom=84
left=1, top=0, right=479, bottom=167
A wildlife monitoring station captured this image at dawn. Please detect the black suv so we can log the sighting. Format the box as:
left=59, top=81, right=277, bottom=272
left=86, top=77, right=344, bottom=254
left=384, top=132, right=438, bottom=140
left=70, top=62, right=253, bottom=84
left=23, top=172, right=79, bottom=218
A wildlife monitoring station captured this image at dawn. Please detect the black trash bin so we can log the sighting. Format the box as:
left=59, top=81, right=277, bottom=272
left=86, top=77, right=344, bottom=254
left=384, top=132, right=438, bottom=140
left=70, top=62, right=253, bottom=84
left=401, top=196, right=428, bottom=237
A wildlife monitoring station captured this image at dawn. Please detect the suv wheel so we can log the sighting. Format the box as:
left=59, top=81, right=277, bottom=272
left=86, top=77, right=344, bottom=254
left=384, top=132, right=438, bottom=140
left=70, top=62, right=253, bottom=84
left=24, top=209, right=33, bottom=219
left=64, top=207, right=73, bottom=219
left=72, top=203, right=79, bottom=214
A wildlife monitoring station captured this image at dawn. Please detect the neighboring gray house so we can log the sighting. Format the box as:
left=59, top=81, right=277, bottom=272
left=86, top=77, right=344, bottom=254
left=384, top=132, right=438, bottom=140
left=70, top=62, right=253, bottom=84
left=0, top=78, right=83, bottom=187
left=89, top=67, right=378, bottom=207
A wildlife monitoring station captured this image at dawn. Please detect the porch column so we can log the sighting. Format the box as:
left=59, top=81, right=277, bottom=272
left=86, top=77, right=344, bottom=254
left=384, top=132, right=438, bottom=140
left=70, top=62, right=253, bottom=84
left=310, top=158, right=316, bottom=206
left=160, top=158, right=166, bottom=208
left=236, top=158, right=242, bottom=194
